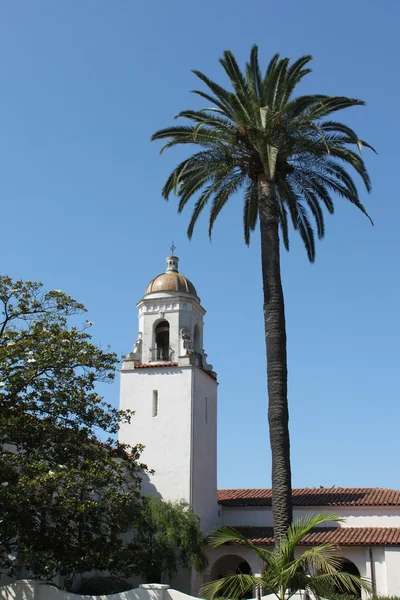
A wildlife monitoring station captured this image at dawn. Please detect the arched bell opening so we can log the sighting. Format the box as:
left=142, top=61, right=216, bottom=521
left=152, top=320, right=171, bottom=361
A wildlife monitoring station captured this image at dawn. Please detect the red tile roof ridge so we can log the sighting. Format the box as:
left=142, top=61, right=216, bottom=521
left=218, top=487, right=400, bottom=507
left=233, top=525, right=400, bottom=546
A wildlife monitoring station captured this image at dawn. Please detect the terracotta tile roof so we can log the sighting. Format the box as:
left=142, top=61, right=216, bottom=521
left=218, top=488, right=400, bottom=507
left=235, top=526, right=400, bottom=546
left=135, top=362, right=178, bottom=369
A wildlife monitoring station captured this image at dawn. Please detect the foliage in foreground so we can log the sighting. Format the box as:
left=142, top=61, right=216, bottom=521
left=0, top=276, right=206, bottom=585
left=201, top=513, right=371, bottom=600
left=132, top=497, right=207, bottom=583
left=0, top=275, right=147, bottom=581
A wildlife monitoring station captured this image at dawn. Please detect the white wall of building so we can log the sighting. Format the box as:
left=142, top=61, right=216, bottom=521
left=119, top=363, right=218, bottom=533
left=221, top=505, right=400, bottom=528
left=191, top=368, right=218, bottom=533
left=119, top=365, right=193, bottom=502
left=370, top=547, right=387, bottom=596
left=385, top=547, right=400, bottom=596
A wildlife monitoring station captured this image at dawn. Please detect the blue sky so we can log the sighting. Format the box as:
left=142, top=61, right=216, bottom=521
left=1, top=0, right=399, bottom=490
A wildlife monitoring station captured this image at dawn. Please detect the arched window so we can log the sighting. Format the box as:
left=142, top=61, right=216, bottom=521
left=154, top=320, right=170, bottom=361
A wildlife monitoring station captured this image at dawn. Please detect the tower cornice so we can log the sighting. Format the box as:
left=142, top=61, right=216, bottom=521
left=137, top=293, right=206, bottom=317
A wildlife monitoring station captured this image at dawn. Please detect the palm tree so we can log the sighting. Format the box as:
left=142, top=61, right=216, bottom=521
left=151, top=48, right=374, bottom=540
left=200, top=513, right=371, bottom=600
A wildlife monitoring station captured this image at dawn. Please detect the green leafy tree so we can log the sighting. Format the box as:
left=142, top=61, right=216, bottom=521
left=152, top=48, right=374, bottom=539
left=201, top=514, right=371, bottom=600
left=132, top=497, right=207, bottom=583
left=0, top=275, right=147, bottom=583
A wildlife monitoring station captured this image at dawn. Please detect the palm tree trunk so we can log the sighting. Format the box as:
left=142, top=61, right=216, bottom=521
left=257, top=174, right=293, bottom=543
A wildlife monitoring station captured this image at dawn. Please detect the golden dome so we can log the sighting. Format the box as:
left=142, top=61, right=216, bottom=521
left=144, top=256, right=198, bottom=298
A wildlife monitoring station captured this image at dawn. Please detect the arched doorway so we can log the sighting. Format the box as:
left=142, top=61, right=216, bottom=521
left=209, top=555, right=253, bottom=599
left=154, top=320, right=170, bottom=361
left=338, top=559, right=361, bottom=598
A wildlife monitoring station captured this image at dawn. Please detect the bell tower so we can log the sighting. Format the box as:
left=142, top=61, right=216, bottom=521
left=118, top=254, right=218, bottom=534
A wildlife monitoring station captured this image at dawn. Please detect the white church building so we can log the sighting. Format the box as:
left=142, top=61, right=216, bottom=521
left=119, top=254, right=400, bottom=597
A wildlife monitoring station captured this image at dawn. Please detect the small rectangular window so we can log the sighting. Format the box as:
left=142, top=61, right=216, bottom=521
left=152, top=390, right=159, bottom=417
left=205, top=397, right=208, bottom=424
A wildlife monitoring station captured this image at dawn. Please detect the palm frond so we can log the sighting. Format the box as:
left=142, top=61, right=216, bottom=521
left=152, top=125, right=229, bottom=154
left=220, top=50, right=250, bottom=101
left=279, top=180, right=316, bottom=262
left=307, top=96, right=366, bottom=120
left=175, top=109, right=233, bottom=128
left=286, top=55, right=313, bottom=99
left=246, top=44, right=262, bottom=103
left=152, top=47, right=374, bottom=256
left=309, top=571, right=372, bottom=596
left=303, top=167, right=373, bottom=225
left=243, top=182, right=259, bottom=245
left=201, top=573, right=259, bottom=600
left=268, top=57, right=290, bottom=110
left=276, top=187, right=290, bottom=251
left=265, top=53, right=280, bottom=79
left=191, top=89, right=234, bottom=118
left=326, top=145, right=372, bottom=193
left=208, top=173, right=246, bottom=238
left=192, top=70, right=234, bottom=111
left=285, top=94, right=331, bottom=119
left=285, top=543, right=343, bottom=577
left=320, top=120, right=377, bottom=153
left=207, top=525, right=258, bottom=549
left=302, top=188, right=326, bottom=239
left=186, top=189, right=214, bottom=240
left=280, top=512, right=341, bottom=551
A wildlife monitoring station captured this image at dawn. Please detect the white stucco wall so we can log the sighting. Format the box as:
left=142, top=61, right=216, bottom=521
left=0, top=582, right=299, bottom=600
left=0, top=581, right=152, bottom=600
left=385, top=547, right=400, bottom=595
left=191, top=368, right=218, bottom=533
left=119, top=366, right=193, bottom=503
left=371, top=547, right=387, bottom=596
left=221, top=505, right=400, bottom=527
left=119, top=363, right=218, bottom=533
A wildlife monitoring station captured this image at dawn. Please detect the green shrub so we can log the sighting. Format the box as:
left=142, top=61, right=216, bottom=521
left=324, top=595, right=359, bottom=600
left=76, top=576, right=133, bottom=595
